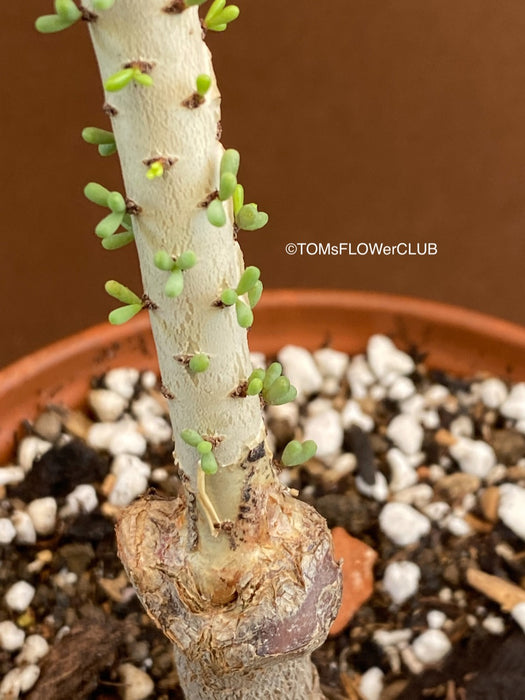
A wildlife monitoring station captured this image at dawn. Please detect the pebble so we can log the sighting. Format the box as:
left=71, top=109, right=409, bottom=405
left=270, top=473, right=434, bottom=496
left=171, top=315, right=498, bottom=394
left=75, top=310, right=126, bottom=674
left=302, top=410, right=343, bottom=458
left=369, top=384, right=387, bottom=401
left=0, top=665, right=40, bottom=698
left=392, top=484, right=433, bottom=508
left=131, top=393, right=165, bottom=419
left=422, top=501, right=451, bottom=522
left=421, top=410, right=440, bottom=430
left=341, top=399, right=374, bottom=432
left=479, top=378, right=508, bottom=409
left=86, top=421, right=118, bottom=451
left=388, top=376, right=416, bottom=402
left=109, top=470, right=149, bottom=507
left=277, top=345, right=323, bottom=399
left=329, top=453, right=357, bottom=479
left=367, top=335, right=415, bottom=386
left=313, top=347, right=348, bottom=380
left=11, top=511, right=36, bottom=545
left=449, top=415, right=474, bottom=438
left=424, top=384, right=450, bottom=407
left=356, top=472, right=389, bottom=502
left=64, top=484, right=98, bottom=515
left=347, top=354, right=376, bottom=399
left=359, top=667, right=384, bottom=700
left=482, top=615, right=506, bottom=635
left=412, top=629, right=452, bottom=665
left=104, top=368, right=139, bottom=400
left=119, top=663, right=155, bottom=700
left=386, top=414, right=424, bottom=455
left=0, top=518, right=16, bottom=544
left=400, top=393, right=425, bottom=418
left=306, top=397, right=333, bottom=418
left=500, top=383, right=525, bottom=420
left=108, top=422, right=147, bottom=457
left=139, top=414, right=173, bottom=445
left=510, top=602, right=525, bottom=633
left=111, top=454, right=151, bottom=479
left=15, top=634, right=49, bottom=665
left=449, top=437, right=496, bottom=478
left=427, top=610, right=447, bottom=629
left=373, top=628, right=413, bottom=648
left=436, top=472, right=481, bottom=500
left=0, top=465, right=25, bottom=486
left=383, top=561, right=421, bottom=604
left=379, top=503, right=431, bottom=546
left=26, top=497, right=57, bottom=536
left=444, top=514, right=473, bottom=536
left=266, top=401, right=299, bottom=426
left=17, top=436, right=52, bottom=472
left=140, top=370, right=157, bottom=390
left=89, top=388, right=128, bottom=422
left=0, top=621, right=25, bottom=651
left=386, top=448, right=418, bottom=492
left=498, top=484, right=525, bottom=540
left=4, top=581, right=35, bottom=612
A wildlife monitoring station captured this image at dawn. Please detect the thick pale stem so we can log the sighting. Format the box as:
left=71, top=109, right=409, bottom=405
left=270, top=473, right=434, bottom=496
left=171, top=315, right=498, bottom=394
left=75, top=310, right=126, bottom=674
left=86, top=0, right=262, bottom=521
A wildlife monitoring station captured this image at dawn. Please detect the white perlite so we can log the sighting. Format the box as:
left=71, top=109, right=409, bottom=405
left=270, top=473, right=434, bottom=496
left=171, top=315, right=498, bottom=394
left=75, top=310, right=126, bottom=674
left=0, top=665, right=40, bottom=698
left=89, top=388, right=128, bottom=422
left=138, top=414, right=173, bottom=445
left=17, top=436, right=52, bottom=472
left=449, top=437, right=496, bottom=478
left=412, top=629, right=452, bottom=665
left=26, top=497, right=57, bottom=536
left=15, top=635, right=49, bottom=665
left=388, top=376, right=416, bottom=402
left=110, top=470, right=150, bottom=507
left=387, top=448, right=418, bottom=492
left=0, top=621, right=25, bottom=652
left=427, top=610, right=447, bottom=629
left=64, top=484, right=98, bottom=515
left=104, top=368, right=139, bottom=400
left=500, top=383, right=525, bottom=420
left=0, top=465, right=24, bottom=486
left=346, top=354, right=375, bottom=399
left=11, top=511, right=37, bottom=545
left=4, top=581, right=36, bottom=612
left=386, top=414, right=424, bottom=455
left=511, top=602, right=525, bottom=634
left=119, top=663, right=155, bottom=700
left=313, top=347, right=348, bottom=380
left=341, top=400, right=374, bottom=432
left=0, top=518, right=16, bottom=544
left=479, top=378, right=508, bottom=409
left=302, top=410, right=343, bottom=458
left=482, top=615, right=506, bottom=635
left=356, top=472, right=389, bottom=503
left=367, top=335, right=415, bottom=385
left=359, top=667, right=384, bottom=700
left=383, top=561, right=421, bottom=605
left=379, top=503, right=431, bottom=546
left=498, top=484, right=525, bottom=540
left=278, top=345, right=323, bottom=399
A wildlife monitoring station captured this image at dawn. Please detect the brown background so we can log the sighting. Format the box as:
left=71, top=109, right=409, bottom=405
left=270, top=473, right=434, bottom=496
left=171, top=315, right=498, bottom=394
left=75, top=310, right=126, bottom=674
left=1, top=1, right=525, bottom=367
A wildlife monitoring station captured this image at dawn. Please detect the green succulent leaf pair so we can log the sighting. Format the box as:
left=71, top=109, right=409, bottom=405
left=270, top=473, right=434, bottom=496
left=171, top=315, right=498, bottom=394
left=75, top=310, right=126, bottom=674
left=247, top=362, right=297, bottom=405
left=220, top=266, right=263, bottom=328
left=84, top=182, right=134, bottom=250
left=281, top=440, right=317, bottom=467
left=181, top=429, right=218, bottom=474
left=204, top=0, right=239, bottom=32
left=82, top=127, right=117, bottom=157
left=206, top=149, right=240, bottom=228
left=233, top=184, right=269, bottom=232
left=105, top=280, right=143, bottom=325
left=105, top=66, right=153, bottom=93
left=154, top=249, right=197, bottom=298
left=36, top=0, right=115, bottom=34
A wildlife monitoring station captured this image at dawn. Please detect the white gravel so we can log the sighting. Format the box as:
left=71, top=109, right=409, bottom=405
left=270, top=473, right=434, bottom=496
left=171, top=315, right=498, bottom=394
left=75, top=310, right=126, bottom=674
left=498, top=484, right=525, bottom=540
left=313, top=347, right=348, bottom=380
left=119, top=662, right=155, bottom=700
left=412, top=629, right=452, bottom=665
left=11, top=511, right=36, bottom=545
left=383, top=561, right=421, bottom=604
left=0, top=465, right=25, bottom=486
left=26, top=497, right=57, bottom=536
left=15, top=634, right=49, bottom=665
left=89, top=388, right=128, bottom=422
left=359, top=667, right=384, bottom=700
left=386, top=414, right=424, bottom=455
left=302, top=410, right=343, bottom=458
left=63, top=484, right=98, bottom=516
left=341, top=400, right=374, bottom=432
left=449, top=437, right=496, bottom=478
left=0, top=664, right=40, bottom=698
left=277, top=345, right=323, bottom=399
left=427, top=610, right=447, bottom=629
left=500, top=383, right=525, bottom=420
left=0, top=518, right=16, bottom=544
left=17, top=436, right=52, bottom=472
left=367, top=334, right=415, bottom=385
left=104, top=367, right=139, bottom=400
left=0, top=621, right=25, bottom=652
left=346, top=354, right=376, bottom=399
left=478, top=378, right=508, bottom=409
left=379, top=502, right=431, bottom=546
left=4, top=581, right=36, bottom=612
left=356, top=472, right=389, bottom=502
left=386, top=448, right=418, bottom=492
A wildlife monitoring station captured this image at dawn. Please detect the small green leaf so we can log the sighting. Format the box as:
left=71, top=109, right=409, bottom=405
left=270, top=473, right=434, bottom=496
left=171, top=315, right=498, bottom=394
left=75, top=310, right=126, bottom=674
left=236, top=266, right=260, bottom=296
left=220, top=288, right=237, bottom=306
left=263, top=362, right=282, bottom=390
left=84, top=182, right=110, bottom=207
left=93, top=0, right=116, bottom=9
left=176, top=250, right=197, bottom=270
left=247, top=377, right=263, bottom=396
left=265, top=376, right=291, bottom=404
left=101, top=231, right=135, bottom=250
left=220, top=149, right=240, bottom=177
left=107, top=191, right=126, bottom=214
left=207, top=199, right=226, bottom=227
left=35, top=14, right=72, bottom=33
left=248, top=280, right=263, bottom=309
left=146, top=161, right=164, bottom=180
left=133, top=69, right=153, bottom=87
left=189, top=353, right=210, bottom=373
left=98, top=143, right=117, bottom=157
left=154, top=250, right=175, bottom=271
left=236, top=204, right=269, bottom=231
left=207, top=5, right=239, bottom=30
left=105, top=280, right=142, bottom=305
left=281, top=439, right=317, bottom=467
left=55, top=0, right=81, bottom=22
left=205, top=0, right=226, bottom=23
left=232, top=183, right=244, bottom=215
left=105, top=68, right=134, bottom=92
left=82, top=127, right=115, bottom=145
left=181, top=429, right=202, bottom=447
left=197, top=440, right=212, bottom=454
left=201, top=451, right=218, bottom=474
left=248, top=368, right=266, bottom=383
left=219, top=172, right=237, bottom=202
left=235, top=299, right=253, bottom=328
left=108, top=304, right=142, bottom=325
left=270, top=386, right=298, bottom=406
left=196, top=74, right=212, bottom=96
left=165, top=269, right=184, bottom=298
left=186, top=0, right=207, bottom=5
left=95, top=211, right=124, bottom=238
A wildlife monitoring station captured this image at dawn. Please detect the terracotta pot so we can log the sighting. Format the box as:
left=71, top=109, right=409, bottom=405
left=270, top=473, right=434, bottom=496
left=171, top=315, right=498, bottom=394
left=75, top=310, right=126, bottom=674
left=2, top=289, right=525, bottom=465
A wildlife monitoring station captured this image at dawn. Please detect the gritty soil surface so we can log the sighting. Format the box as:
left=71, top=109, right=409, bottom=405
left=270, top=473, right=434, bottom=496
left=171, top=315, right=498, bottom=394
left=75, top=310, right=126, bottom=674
left=1, top=338, right=525, bottom=699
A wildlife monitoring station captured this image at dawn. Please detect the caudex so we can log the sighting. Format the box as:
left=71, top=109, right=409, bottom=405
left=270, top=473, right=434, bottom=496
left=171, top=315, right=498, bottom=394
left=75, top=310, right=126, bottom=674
left=36, top=1, right=342, bottom=698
